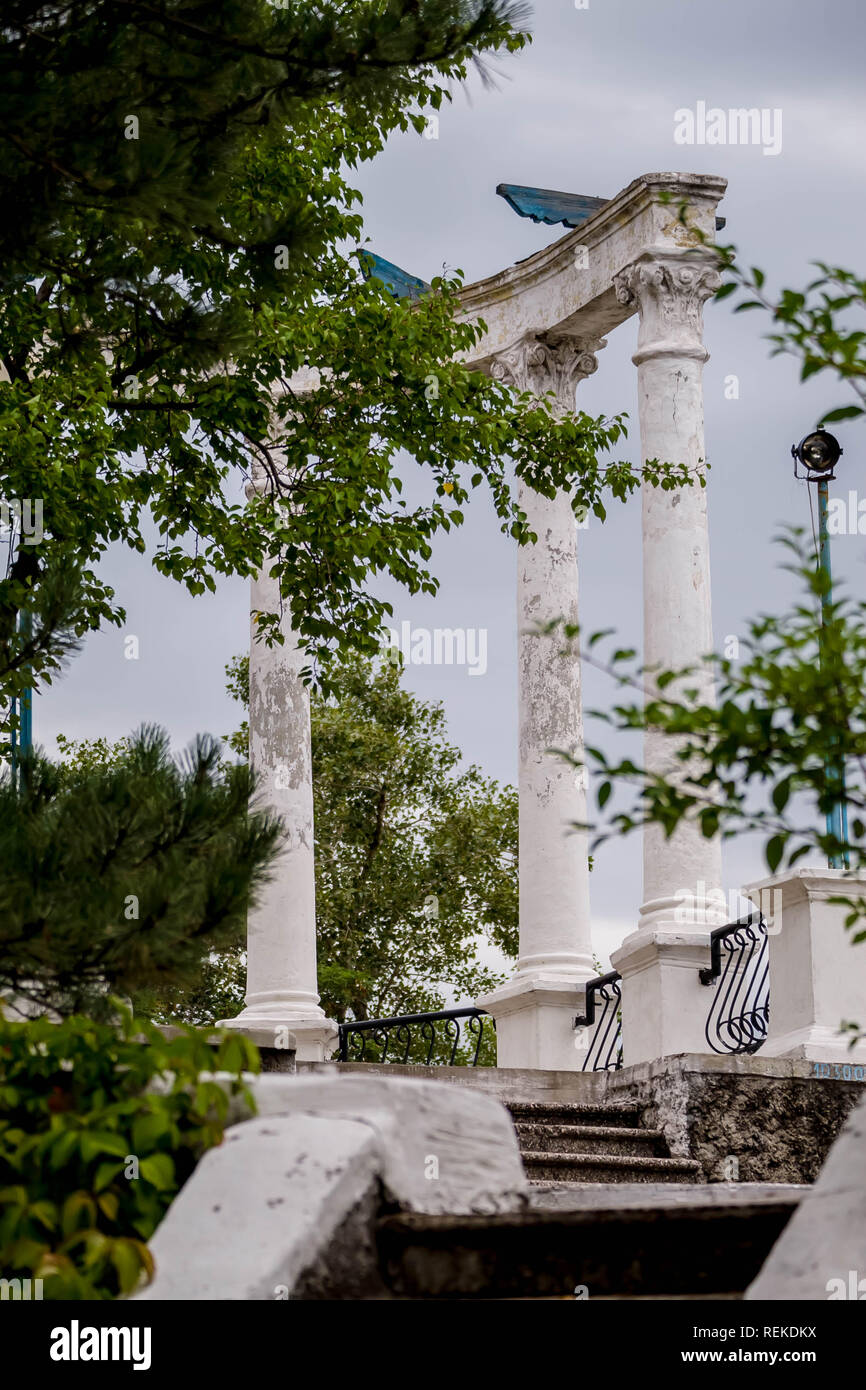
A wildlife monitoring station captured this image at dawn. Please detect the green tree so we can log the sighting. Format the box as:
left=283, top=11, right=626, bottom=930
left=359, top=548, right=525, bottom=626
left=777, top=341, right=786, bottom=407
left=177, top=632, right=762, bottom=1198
left=310, top=654, right=517, bottom=1020
left=0, top=728, right=282, bottom=1020
left=138, top=653, right=518, bottom=1027
left=0, top=0, right=669, bottom=730
left=577, top=537, right=864, bottom=884
left=0, top=1, right=530, bottom=269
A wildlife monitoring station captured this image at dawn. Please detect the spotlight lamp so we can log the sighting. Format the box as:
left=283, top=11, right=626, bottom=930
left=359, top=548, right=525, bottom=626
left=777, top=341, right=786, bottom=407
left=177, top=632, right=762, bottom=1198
left=791, top=429, right=843, bottom=479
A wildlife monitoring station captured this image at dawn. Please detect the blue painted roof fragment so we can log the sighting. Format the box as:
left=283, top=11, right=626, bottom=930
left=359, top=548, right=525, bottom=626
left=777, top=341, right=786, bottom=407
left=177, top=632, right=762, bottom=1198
left=359, top=250, right=430, bottom=300
left=497, top=183, right=727, bottom=233
left=496, top=183, right=608, bottom=227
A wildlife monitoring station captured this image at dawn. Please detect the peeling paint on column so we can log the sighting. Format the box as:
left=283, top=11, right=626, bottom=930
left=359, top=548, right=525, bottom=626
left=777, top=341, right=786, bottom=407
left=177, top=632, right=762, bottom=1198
left=614, top=246, right=723, bottom=931
left=218, top=515, right=336, bottom=1056
left=476, top=333, right=600, bottom=1069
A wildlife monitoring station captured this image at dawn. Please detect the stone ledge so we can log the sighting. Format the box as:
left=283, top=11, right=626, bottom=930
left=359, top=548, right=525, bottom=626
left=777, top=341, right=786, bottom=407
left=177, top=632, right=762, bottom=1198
left=611, top=1051, right=845, bottom=1087
left=303, top=1050, right=858, bottom=1091
left=301, top=1055, right=864, bottom=1184
left=137, top=1072, right=529, bottom=1300
left=528, top=1181, right=808, bottom=1212
left=298, top=1059, right=608, bottom=1102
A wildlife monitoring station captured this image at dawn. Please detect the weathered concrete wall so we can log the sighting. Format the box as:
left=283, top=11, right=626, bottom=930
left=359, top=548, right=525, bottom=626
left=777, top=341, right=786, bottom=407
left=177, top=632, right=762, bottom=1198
left=138, top=1073, right=528, bottom=1300
left=234, top=1072, right=529, bottom=1215
left=608, top=1055, right=862, bottom=1184
left=746, top=1091, right=866, bottom=1301
left=301, top=1055, right=863, bottom=1185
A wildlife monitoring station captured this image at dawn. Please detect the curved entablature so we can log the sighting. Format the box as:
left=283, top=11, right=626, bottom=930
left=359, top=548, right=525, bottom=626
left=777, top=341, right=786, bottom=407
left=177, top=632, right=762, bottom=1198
left=456, top=170, right=727, bottom=373
left=277, top=172, right=727, bottom=397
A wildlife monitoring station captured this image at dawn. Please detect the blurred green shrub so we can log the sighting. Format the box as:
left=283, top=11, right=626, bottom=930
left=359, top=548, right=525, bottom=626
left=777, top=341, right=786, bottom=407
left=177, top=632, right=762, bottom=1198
left=0, top=1007, right=258, bottom=1298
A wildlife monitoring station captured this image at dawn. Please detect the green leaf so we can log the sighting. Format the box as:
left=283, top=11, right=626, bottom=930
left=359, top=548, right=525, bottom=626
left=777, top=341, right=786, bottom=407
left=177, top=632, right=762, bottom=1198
left=27, top=1200, right=58, bottom=1233
left=61, top=1192, right=97, bottom=1238
left=131, top=1111, right=171, bottom=1153
left=772, top=780, right=791, bottom=813
left=79, top=1131, right=129, bottom=1163
left=138, top=1153, right=175, bottom=1191
left=819, top=405, right=864, bottom=424
left=96, top=1192, right=119, bottom=1223
left=93, top=1161, right=123, bottom=1193
left=110, top=1239, right=146, bottom=1294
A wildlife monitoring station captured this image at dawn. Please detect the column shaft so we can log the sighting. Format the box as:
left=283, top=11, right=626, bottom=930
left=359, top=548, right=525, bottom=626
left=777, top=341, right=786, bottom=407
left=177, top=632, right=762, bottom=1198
left=610, top=249, right=725, bottom=1064
left=477, top=334, right=602, bottom=1070
left=517, top=480, right=592, bottom=976
left=220, top=539, right=336, bottom=1059
left=245, top=561, right=319, bottom=1012
left=637, top=344, right=721, bottom=919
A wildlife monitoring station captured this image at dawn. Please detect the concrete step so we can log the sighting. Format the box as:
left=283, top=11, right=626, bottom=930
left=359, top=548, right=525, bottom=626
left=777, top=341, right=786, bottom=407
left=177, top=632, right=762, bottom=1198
left=522, top=1150, right=702, bottom=1184
left=514, top=1121, right=668, bottom=1158
left=375, top=1184, right=804, bottom=1299
left=507, top=1100, right=643, bottom=1128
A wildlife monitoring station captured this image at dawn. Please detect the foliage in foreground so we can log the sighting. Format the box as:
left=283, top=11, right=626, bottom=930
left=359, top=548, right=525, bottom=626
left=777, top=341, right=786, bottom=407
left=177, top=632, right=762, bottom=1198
left=0, top=1010, right=258, bottom=1299
left=574, top=538, right=866, bottom=942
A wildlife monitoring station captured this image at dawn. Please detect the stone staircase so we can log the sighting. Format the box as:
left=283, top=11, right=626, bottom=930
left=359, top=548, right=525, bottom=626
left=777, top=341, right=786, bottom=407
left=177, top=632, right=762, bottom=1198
left=374, top=1186, right=803, bottom=1299
left=284, top=1081, right=807, bottom=1299
left=508, top=1099, right=701, bottom=1186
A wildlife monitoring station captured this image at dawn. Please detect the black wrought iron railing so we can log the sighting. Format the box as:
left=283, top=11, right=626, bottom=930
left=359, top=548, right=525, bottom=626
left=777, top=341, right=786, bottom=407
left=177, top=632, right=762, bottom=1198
left=573, top=971, right=623, bottom=1072
left=337, top=1007, right=493, bottom=1066
left=700, top=913, right=769, bottom=1055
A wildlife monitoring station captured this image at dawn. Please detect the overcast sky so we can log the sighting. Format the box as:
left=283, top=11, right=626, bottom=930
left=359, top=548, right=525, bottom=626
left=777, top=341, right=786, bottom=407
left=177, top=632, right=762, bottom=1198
left=41, top=0, right=866, bottom=973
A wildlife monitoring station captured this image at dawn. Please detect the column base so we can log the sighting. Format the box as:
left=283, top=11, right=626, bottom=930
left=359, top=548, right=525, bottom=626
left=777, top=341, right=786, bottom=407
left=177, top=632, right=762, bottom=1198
left=611, top=927, right=713, bottom=1066
left=476, top=972, right=591, bottom=1071
left=216, top=1005, right=337, bottom=1062
left=636, top=893, right=728, bottom=933
left=744, top=868, right=866, bottom=1066
left=759, top=1024, right=866, bottom=1065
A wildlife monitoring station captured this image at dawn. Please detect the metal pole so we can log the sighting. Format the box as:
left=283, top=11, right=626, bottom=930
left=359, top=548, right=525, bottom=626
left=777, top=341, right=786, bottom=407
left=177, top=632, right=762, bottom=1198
left=19, top=611, right=32, bottom=756
left=10, top=694, right=17, bottom=786
left=10, top=610, right=32, bottom=793
left=817, top=477, right=849, bottom=868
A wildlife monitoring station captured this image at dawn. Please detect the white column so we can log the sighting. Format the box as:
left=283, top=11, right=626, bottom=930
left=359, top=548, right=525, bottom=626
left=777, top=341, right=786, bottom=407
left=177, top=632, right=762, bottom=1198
left=610, top=249, right=725, bottom=1064
left=220, top=481, right=336, bottom=1060
left=746, top=869, right=866, bottom=1064
left=477, top=334, right=602, bottom=1070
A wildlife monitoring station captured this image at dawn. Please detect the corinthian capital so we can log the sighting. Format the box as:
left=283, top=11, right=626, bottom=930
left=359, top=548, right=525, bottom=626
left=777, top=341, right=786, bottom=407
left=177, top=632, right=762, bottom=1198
left=490, top=333, right=606, bottom=416
left=613, top=249, right=721, bottom=365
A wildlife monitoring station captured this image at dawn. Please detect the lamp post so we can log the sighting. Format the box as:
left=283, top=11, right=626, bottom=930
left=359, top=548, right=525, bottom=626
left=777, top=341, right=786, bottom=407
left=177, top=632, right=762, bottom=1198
left=791, top=429, right=850, bottom=868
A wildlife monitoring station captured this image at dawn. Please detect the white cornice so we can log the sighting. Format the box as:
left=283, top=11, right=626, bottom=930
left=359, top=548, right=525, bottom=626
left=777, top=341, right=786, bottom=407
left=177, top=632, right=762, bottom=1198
left=457, top=171, right=727, bottom=369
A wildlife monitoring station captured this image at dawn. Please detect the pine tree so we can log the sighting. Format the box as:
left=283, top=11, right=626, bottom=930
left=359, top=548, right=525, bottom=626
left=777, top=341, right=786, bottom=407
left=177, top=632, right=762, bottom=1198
left=0, top=727, right=283, bottom=1019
